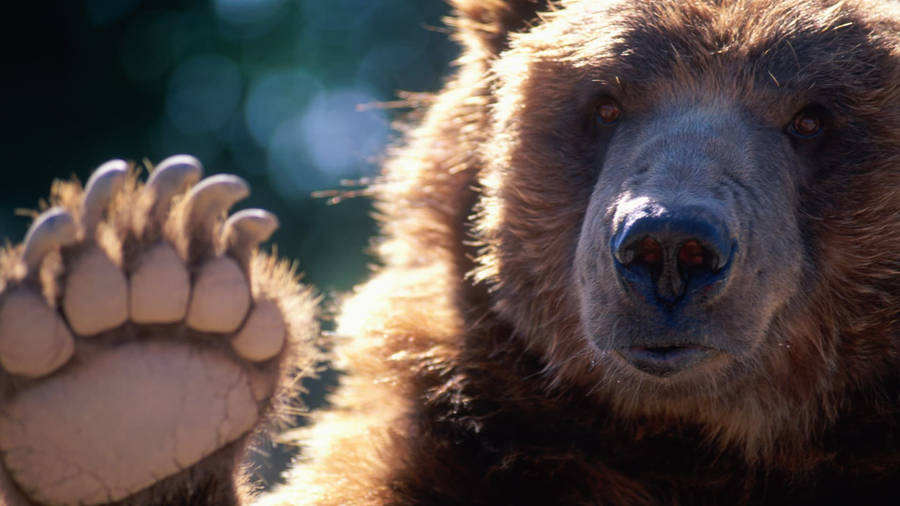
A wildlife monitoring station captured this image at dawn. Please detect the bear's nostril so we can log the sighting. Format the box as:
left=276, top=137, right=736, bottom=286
left=637, top=237, right=663, bottom=265
left=677, top=239, right=705, bottom=267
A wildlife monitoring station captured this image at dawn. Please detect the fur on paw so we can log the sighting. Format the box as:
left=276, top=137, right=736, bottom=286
left=0, top=157, right=317, bottom=506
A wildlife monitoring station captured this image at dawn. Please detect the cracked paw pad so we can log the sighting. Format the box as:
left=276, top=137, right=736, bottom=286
left=0, top=156, right=315, bottom=506
left=0, top=342, right=258, bottom=505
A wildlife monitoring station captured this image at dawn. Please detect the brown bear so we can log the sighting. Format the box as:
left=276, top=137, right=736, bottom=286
left=1, top=0, right=900, bottom=504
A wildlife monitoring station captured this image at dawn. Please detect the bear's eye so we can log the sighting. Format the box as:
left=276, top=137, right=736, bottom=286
left=786, top=107, right=826, bottom=138
left=595, top=97, right=622, bottom=126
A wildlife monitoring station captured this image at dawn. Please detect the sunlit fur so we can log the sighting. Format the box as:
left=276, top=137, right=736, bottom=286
left=0, top=169, right=319, bottom=506
left=268, top=0, right=900, bottom=504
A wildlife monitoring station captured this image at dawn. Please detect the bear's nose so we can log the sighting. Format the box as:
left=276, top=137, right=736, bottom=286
left=611, top=208, right=734, bottom=310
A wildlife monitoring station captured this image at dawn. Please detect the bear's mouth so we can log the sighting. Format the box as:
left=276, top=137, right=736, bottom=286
left=617, top=346, right=717, bottom=377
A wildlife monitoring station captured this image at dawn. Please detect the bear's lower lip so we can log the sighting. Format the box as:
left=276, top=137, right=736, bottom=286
left=617, top=346, right=716, bottom=377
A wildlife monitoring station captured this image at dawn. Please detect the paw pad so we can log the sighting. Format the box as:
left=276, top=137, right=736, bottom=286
left=63, top=246, right=129, bottom=336
left=0, top=289, right=74, bottom=377
left=0, top=155, right=289, bottom=376
left=129, top=243, right=190, bottom=323
left=186, top=255, right=251, bottom=333
left=0, top=156, right=315, bottom=505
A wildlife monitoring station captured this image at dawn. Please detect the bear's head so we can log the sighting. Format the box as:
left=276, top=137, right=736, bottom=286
left=464, top=0, right=900, bottom=460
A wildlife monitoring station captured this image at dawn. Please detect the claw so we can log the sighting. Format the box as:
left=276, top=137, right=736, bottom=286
left=82, top=159, right=128, bottom=236
left=22, top=208, right=78, bottom=271
left=186, top=175, right=250, bottom=231
left=183, top=175, right=249, bottom=258
left=223, top=209, right=279, bottom=262
left=146, top=155, right=203, bottom=225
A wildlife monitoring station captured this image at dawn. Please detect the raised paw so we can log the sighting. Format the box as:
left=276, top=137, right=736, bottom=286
left=0, top=156, right=316, bottom=506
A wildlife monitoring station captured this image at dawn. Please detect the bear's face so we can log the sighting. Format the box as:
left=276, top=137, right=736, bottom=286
left=575, top=96, right=804, bottom=379
left=475, top=0, right=900, bottom=421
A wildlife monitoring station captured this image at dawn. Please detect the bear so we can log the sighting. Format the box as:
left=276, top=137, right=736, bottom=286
left=1, top=0, right=900, bottom=504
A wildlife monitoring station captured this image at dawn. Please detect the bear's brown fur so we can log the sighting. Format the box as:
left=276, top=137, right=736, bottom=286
left=1, top=1, right=899, bottom=505
left=265, top=0, right=900, bottom=504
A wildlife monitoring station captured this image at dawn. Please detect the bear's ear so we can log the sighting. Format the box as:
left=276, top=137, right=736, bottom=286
left=450, top=0, right=553, bottom=55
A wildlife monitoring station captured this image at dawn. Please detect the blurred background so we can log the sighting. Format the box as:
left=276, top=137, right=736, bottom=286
left=0, top=0, right=458, bottom=488
left=1, top=0, right=457, bottom=290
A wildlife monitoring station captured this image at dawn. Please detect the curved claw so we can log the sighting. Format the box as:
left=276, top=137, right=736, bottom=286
left=223, top=209, right=279, bottom=260
left=187, top=174, right=250, bottom=241
left=146, top=155, right=203, bottom=224
left=82, top=159, right=128, bottom=235
left=22, top=208, right=78, bottom=271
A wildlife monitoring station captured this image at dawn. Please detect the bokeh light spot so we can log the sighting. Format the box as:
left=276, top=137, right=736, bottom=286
left=214, top=0, right=287, bottom=38
left=245, top=70, right=322, bottom=146
left=357, top=42, right=431, bottom=95
left=299, top=0, right=379, bottom=30
left=299, top=89, right=389, bottom=176
left=265, top=87, right=388, bottom=197
left=267, top=116, right=314, bottom=197
left=165, top=55, right=243, bottom=135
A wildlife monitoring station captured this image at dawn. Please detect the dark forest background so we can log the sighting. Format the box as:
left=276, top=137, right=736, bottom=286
left=0, top=0, right=457, bottom=487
